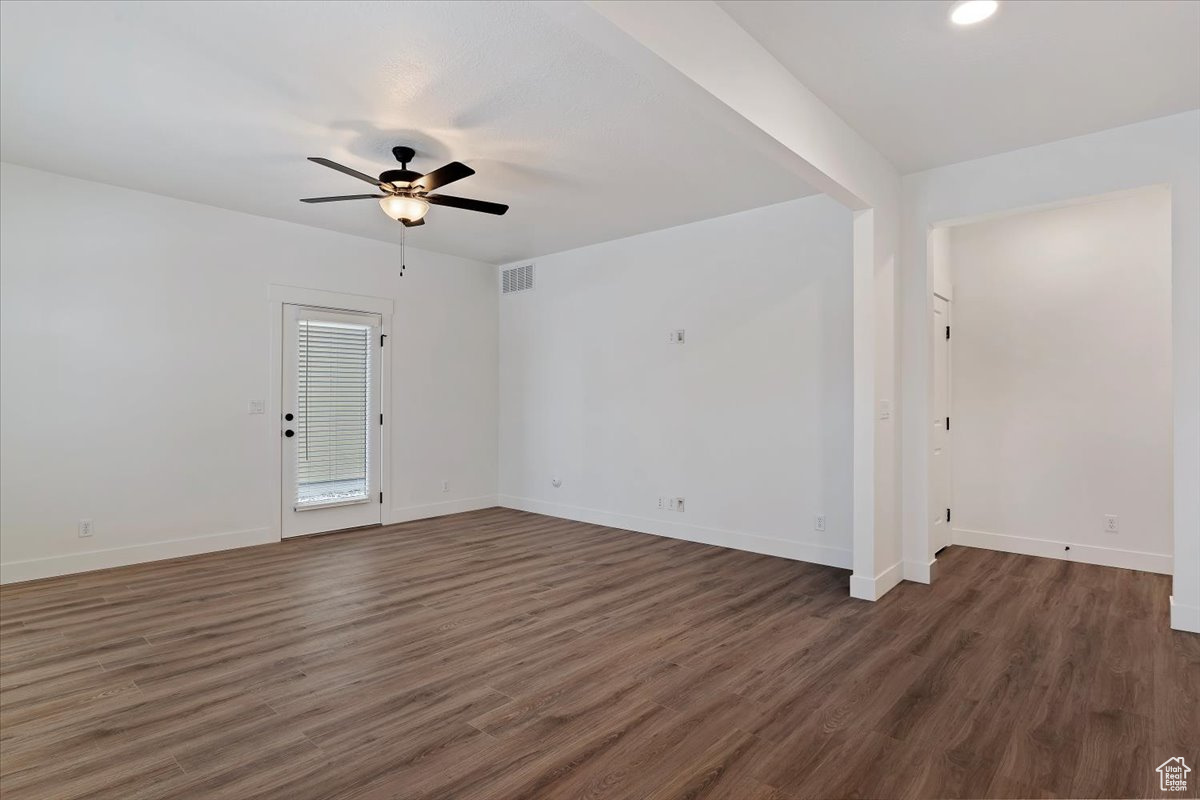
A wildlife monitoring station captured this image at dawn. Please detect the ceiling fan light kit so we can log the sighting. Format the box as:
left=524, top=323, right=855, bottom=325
left=378, top=194, right=430, bottom=222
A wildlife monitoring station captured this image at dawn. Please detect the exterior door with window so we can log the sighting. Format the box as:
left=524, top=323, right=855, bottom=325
left=282, top=304, right=382, bottom=538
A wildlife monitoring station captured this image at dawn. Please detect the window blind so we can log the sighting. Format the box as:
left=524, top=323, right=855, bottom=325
left=295, top=319, right=372, bottom=507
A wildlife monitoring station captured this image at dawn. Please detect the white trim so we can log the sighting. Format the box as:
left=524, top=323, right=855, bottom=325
left=387, top=496, right=498, bottom=525
left=498, top=495, right=852, bottom=570
left=267, top=285, right=394, bottom=544
left=1170, top=596, right=1200, bottom=634
left=851, top=209, right=878, bottom=586
left=903, top=557, right=937, bottom=584
left=850, top=560, right=903, bottom=601
left=952, top=527, right=1172, bottom=575
left=0, top=527, right=274, bottom=585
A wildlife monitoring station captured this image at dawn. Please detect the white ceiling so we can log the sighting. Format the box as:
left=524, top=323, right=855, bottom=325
left=4, top=2, right=1197, bottom=262
left=719, top=0, right=1200, bottom=173
left=0, top=1, right=815, bottom=264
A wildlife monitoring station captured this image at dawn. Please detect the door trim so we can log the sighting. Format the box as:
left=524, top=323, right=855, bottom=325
left=930, top=292, right=953, bottom=557
left=267, top=285, right=393, bottom=544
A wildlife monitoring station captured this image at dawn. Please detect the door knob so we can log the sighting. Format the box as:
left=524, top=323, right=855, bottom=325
left=285, top=413, right=294, bottom=421
left=284, top=429, right=295, bottom=437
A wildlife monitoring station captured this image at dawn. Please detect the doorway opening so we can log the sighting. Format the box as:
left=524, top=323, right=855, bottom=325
left=925, top=186, right=1173, bottom=577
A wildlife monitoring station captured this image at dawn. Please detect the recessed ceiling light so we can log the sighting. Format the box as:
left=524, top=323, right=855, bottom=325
left=950, top=0, right=998, bottom=26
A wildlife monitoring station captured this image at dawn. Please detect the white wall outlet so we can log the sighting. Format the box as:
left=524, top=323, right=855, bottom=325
left=78, top=519, right=93, bottom=538
left=1104, top=514, right=1119, bottom=533
left=815, top=514, right=826, bottom=532
left=878, top=399, right=891, bottom=421
left=669, top=329, right=685, bottom=344
left=248, top=400, right=265, bottom=415
left=441, top=480, right=450, bottom=493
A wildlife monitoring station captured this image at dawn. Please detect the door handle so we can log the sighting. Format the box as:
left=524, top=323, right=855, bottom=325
left=285, top=413, right=294, bottom=421
left=284, top=429, right=295, bottom=438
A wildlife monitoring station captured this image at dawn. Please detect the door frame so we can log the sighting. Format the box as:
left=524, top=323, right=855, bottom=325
left=268, top=285, right=393, bottom=543
left=930, top=292, right=953, bottom=555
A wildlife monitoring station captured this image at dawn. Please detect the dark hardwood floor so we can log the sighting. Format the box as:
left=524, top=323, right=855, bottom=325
left=1, top=508, right=1196, bottom=799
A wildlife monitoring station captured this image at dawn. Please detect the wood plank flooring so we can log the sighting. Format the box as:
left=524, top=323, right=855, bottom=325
left=1, top=508, right=1196, bottom=799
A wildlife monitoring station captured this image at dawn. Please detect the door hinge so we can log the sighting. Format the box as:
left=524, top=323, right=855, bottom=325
left=380, top=492, right=384, bottom=504
left=946, top=325, right=950, bottom=340
left=946, top=508, right=952, bottom=523
left=380, top=413, right=384, bottom=426
left=946, top=416, right=950, bottom=431
left=380, top=333, right=387, bottom=347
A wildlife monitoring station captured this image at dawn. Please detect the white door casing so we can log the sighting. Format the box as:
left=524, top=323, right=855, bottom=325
left=931, top=295, right=952, bottom=553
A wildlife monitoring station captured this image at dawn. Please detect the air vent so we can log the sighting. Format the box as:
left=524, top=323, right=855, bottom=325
left=502, top=263, right=534, bottom=294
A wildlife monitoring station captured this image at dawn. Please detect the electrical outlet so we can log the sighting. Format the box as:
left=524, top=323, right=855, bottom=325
left=441, top=480, right=450, bottom=493
left=78, top=519, right=93, bottom=538
left=815, top=514, right=826, bottom=532
left=1104, top=514, right=1119, bottom=533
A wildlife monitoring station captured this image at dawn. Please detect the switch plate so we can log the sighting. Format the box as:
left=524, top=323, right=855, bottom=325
left=441, top=480, right=450, bottom=493
left=669, top=329, right=685, bottom=344
left=815, top=514, right=826, bottom=532
left=79, top=519, right=93, bottom=538
left=248, top=400, right=265, bottom=415
left=878, top=399, right=891, bottom=420
left=1104, top=514, right=1119, bottom=533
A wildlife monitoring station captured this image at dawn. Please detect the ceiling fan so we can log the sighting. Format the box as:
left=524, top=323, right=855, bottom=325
left=300, top=146, right=509, bottom=227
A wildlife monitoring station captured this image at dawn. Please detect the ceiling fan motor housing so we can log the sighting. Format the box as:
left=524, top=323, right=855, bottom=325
left=379, top=168, right=424, bottom=187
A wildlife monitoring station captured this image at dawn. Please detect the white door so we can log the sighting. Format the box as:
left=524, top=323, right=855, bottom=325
left=930, top=295, right=952, bottom=553
left=282, top=304, right=382, bottom=538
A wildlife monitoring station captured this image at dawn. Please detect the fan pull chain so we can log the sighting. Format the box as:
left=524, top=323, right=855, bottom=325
left=400, top=221, right=406, bottom=277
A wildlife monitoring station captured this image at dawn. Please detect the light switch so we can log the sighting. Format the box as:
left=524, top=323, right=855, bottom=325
left=248, top=400, right=265, bottom=415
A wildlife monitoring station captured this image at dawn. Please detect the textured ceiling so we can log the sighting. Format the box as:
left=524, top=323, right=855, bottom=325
left=0, top=1, right=816, bottom=264
left=720, top=0, right=1200, bottom=173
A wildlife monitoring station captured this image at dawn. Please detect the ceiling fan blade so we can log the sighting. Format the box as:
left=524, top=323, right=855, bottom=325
left=411, top=161, right=475, bottom=192
left=308, top=157, right=387, bottom=187
left=300, top=194, right=386, bottom=203
left=425, top=193, right=508, bottom=215
left=401, top=217, right=426, bottom=227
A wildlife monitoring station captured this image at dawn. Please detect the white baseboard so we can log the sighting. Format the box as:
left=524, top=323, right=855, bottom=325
left=1171, top=597, right=1200, bottom=634
left=903, top=557, right=937, bottom=584
left=387, top=495, right=498, bottom=525
left=497, top=495, right=852, bottom=570
left=0, top=526, right=275, bottom=585
left=850, top=560, right=904, bottom=601
left=952, top=527, right=1172, bottom=575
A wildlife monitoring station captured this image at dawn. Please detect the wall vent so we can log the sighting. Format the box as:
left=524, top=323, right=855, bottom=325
left=502, top=263, right=534, bottom=294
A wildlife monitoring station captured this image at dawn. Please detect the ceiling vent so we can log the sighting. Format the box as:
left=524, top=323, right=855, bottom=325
left=502, top=263, right=534, bottom=294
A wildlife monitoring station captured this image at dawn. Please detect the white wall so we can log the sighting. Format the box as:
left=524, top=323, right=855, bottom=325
left=901, top=111, right=1200, bottom=632
left=947, top=188, right=1173, bottom=573
left=576, top=0, right=903, bottom=599
left=498, top=195, right=855, bottom=567
left=0, top=163, right=499, bottom=582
